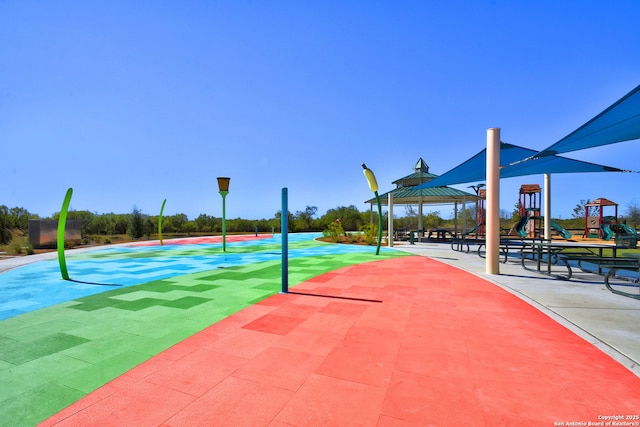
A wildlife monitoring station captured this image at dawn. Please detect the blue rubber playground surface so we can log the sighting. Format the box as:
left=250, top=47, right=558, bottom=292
left=0, top=233, right=394, bottom=321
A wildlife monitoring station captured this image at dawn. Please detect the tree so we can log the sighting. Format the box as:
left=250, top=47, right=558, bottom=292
left=128, top=206, right=145, bottom=239
left=423, top=211, right=443, bottom=229
left=401, top=205, right=418, bottom=229
left=194, top=214, right=215, bottom=232
left=113, top=214, right=129, bottom=235
left=274, top=210, right=295, bottom=232
left=572, top=199, right=590, bottom=219
left=0, top=205, right=11, bottom=244
left=144, top=217, right=155, bottom=239
left=296, top=206, right=318, bottom=231
left=8, top=207, right=33, bottom=230
left=625, top=200, right=640, bottom=228
left=321, top=205, right=362, bottom=231
left=65, top=210, right=96, bottom=237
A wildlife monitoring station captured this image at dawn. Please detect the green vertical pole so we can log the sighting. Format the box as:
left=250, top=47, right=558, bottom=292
left=374, top=191, right=382, bottom=255
left=221, top=192, right=228, bottom=252
left=57, top=188, right=73, bottom=280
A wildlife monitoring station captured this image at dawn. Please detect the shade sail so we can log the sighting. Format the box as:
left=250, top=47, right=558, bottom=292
left=535, top=84, right=640, bottom=158
left=414, top=142, right=627, bottom=189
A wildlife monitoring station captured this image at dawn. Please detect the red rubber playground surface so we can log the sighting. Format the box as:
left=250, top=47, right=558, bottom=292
left=38, top=255, right=640, bottom=426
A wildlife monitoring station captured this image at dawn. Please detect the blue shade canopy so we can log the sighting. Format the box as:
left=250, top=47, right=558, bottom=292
left=535, top=84, right=640, bottom=158
left=414, top=142, right=627, bottom=189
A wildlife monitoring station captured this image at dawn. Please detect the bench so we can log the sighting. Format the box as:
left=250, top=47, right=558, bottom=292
left=604, top=261, right=640, bottom=300
left=557, top=254, right=640, bottom=299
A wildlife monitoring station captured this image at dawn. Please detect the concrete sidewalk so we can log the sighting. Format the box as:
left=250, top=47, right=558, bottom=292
left=396, top=241, right=640, bottom=377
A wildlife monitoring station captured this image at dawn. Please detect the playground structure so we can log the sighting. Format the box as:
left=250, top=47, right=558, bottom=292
left=513, top=184, right=572, bottom=239
left=515, top=184, right=542, bottom=238
left=469, top=188, right=486, bottom=236
left=584, top=198, right=638, bottom=246
left=585, top=198, right=618, bottom=239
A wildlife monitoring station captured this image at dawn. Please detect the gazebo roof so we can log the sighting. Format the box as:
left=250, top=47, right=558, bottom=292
left=365, top=157, right=477, bottom=205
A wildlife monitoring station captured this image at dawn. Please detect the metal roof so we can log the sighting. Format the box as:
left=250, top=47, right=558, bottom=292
left=365, top=158, right=477, bottom=205
left=392, top=171, right=440, bottom=186
left=367, top=185, right=477, bottom=205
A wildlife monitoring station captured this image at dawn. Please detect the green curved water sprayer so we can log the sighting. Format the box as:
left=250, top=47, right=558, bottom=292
left=362, top=164, right=382, bottom=255
left=57, top=188, right=73, bottom=280
left=158, top=199, right=167, bottom=245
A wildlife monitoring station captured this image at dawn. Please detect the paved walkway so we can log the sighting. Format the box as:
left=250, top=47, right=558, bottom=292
left=36, top=242, right=640, bottom=426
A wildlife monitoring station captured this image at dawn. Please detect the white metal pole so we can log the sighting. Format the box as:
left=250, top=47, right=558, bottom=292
left=388, top=193, right=394, bottom=247
left=544, top=173, right=551, bottom=240
left=486, top=128, right=500, bottom=274
left=454, top=202, right=458, bottom=237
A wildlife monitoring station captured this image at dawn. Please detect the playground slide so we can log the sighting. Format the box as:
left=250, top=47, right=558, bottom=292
left=600, top=224, right=614, bottom=241
left=514, top=216, right=529, bottom=237
left=550, top=220, right=572, bottom=239
left=618, top=224, right=639, bottom=235
left=465, top=222, right=484, bottom=235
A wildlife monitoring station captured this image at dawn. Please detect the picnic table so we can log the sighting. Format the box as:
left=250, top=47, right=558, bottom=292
left=519, top=241, right=619, bottom=276
left=426, top=228, right=456, bottom=241
left=519, top=240, right=640, bottom=299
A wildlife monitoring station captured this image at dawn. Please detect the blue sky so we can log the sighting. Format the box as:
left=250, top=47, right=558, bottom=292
left=2, top=1, right=639, bottom=221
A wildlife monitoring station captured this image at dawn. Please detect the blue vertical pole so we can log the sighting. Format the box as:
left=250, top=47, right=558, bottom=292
left=281, top=187, right=288, bottom=293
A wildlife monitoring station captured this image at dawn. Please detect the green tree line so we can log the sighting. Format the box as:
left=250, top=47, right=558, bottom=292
left=3, top=200, right=640, bottom=246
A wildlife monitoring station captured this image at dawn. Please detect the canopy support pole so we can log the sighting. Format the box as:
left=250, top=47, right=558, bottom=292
left=544, top=173, right=551, bottom=240
left=486, top=128, right=500, bottom=275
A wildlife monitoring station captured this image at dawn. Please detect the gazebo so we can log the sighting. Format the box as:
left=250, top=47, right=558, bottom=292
left=364, top=158, right=479, bottom=239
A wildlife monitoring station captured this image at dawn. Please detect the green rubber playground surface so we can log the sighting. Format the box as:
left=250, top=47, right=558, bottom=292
left=0, top=234, right=407, bottom=425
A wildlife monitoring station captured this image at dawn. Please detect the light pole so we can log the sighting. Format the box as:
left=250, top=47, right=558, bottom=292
left=217, top=177, right=230, bottom=252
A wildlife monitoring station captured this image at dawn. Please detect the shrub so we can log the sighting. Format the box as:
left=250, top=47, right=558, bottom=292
left=323, top=219, right=346, bottom=243
left=360, top=223, right=378, bottom=245
left=5, top=233, right=34, bottom=255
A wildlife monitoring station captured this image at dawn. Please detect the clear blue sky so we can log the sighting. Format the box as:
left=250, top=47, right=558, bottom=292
left=2, top=1, right=640, bottom=221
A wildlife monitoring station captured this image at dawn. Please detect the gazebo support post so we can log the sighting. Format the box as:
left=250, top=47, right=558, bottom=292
left=418, top=197, right=423, bottom=237
left=454, top=202, right=458, bottom=238
left=388, top=193, right=394, bottom=247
